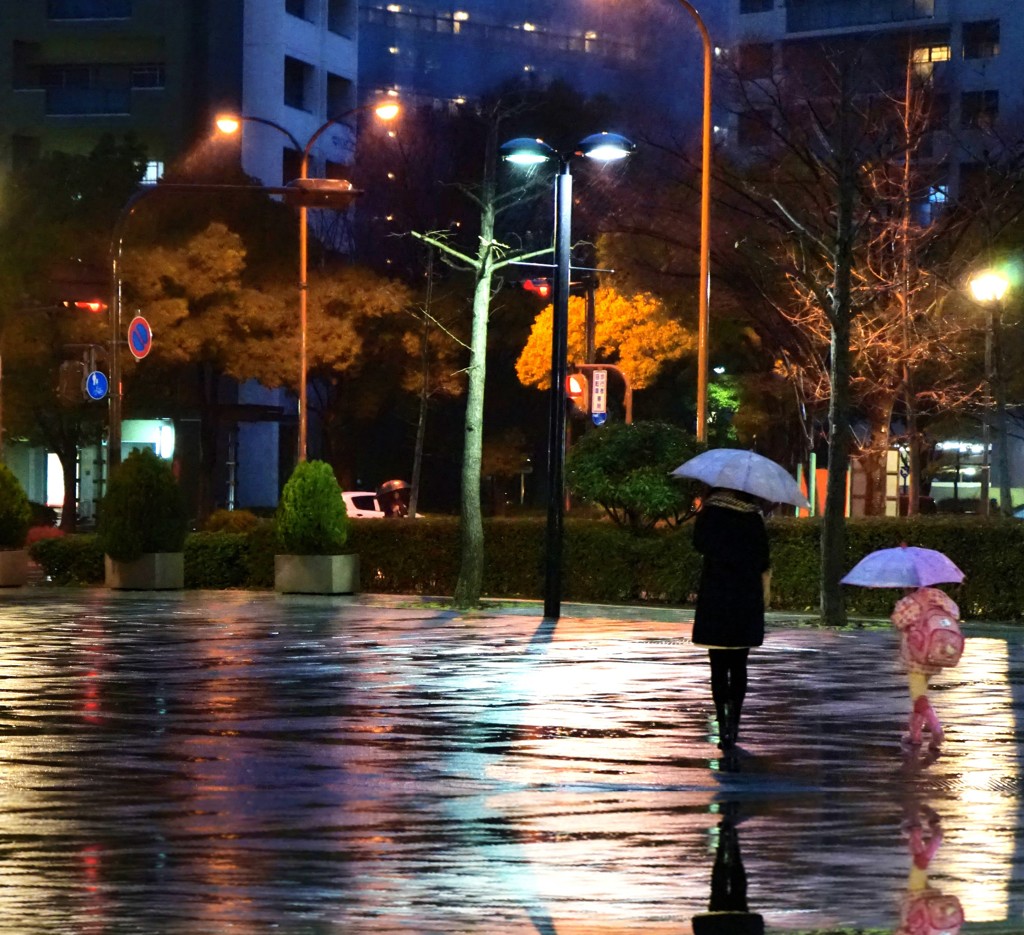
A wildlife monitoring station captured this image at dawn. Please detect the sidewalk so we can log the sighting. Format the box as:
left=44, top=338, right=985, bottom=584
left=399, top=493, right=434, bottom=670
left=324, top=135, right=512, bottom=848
left=0, top=588, right=1019, bottom=932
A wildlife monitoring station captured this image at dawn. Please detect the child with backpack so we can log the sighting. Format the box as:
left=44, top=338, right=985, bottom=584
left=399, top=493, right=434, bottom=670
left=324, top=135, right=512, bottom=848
left=889, top=586, right=964, bottom=747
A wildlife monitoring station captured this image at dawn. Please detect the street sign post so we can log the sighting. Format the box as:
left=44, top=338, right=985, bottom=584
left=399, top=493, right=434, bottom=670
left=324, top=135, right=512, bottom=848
left=591, top=368, right=607, bottom=418
left=128, top=315, right=153, bottom=360
left=85, top=371, right=109, bottom=401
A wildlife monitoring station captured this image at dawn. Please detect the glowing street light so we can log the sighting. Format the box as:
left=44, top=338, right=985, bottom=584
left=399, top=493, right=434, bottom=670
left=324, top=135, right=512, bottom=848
left=216, top=99, right=400, bottom=461
left=501, top=131, right=634, bottom=622
left=968, top=268, right=1013, bottom=516
left=671, top=1, right=714, bottom=443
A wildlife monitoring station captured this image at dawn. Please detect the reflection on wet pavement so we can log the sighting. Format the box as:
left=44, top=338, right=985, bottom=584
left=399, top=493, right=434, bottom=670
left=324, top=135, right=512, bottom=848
left=0, top=591, right=1020, bottom=932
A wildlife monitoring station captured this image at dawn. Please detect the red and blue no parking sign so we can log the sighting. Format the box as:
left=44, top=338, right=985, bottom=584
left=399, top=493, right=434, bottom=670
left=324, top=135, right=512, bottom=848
left=128, top=315, right=153, bottom=360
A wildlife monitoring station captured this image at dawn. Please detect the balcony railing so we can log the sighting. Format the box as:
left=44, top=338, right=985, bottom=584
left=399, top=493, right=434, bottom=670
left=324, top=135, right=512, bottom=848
left=47, top=0, right=132, bottom=20
left=46, top=87, right=131, bottom=115
left=787, top=0, right=934, bottom=33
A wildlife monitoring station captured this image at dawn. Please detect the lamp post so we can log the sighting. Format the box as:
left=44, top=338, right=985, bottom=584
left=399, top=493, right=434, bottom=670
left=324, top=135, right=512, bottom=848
left=216, top=100, right=399, bottom=461
left=969, top=269, right=1013, bottom=516
left=672, top=0, right=714, bottom=442
left=501, top=132, right=634, bottom=622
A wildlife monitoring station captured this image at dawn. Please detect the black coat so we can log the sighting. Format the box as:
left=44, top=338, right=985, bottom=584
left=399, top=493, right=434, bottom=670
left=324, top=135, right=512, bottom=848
left=692, top=502, right=770, bottom=648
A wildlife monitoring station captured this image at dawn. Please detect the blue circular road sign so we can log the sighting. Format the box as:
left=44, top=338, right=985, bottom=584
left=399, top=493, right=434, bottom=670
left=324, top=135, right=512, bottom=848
left=85, top=370, right=108, bottom=401
left=592, top=411, right=608, bottom=427
left=128, top=315, right=153, bottom=360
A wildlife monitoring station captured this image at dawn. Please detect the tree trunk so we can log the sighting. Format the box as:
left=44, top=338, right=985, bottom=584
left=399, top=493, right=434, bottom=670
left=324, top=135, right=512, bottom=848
left=452, top=265, right=492, bottom=608
left=820, top=140, right=857, bottom=627
left=409, top=251, right=434, bottom=518
left=860, top=394, right=895, bottom=516
left=196, top=362, right=218, bottom=523
left=59, top=444, right=78, bottom=532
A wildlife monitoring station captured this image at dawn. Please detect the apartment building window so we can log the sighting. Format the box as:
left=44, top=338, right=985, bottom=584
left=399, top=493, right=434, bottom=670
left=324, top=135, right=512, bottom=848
left=130, top=65, right=165, bottom=89
left=911, top=41, right=950, bottom=77
left=328, top=0, right=355, bottom=36
left=961, top=90, right=998, bottom=130
left=737, top=42, right=773, bottom=80
left=740, top=0, right=773, bottom=12
left=282, top=146, right=303, bottom=186
left=285, top=0, right=309, bottom=20
left=327, top=73, right=354, bottom=119
left=142, top=160, right=164, bottom=183
left=47, top=0, right=131, bottom=19
left=284, top=56, right=313, bottom=111
left=963, top=21, right=999, bottom=60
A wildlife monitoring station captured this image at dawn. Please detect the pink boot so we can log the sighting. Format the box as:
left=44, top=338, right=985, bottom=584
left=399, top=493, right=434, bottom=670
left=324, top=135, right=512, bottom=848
left=905, top=695, right=943, bottom=747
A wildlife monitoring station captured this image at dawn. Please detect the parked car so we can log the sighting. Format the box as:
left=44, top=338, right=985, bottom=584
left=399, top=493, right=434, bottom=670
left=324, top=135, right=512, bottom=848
left=342, top=491, right=386, bottom=519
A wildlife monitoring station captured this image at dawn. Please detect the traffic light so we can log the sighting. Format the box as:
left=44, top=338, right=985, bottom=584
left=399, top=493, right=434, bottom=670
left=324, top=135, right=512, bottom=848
left=522, top=278, right=551, bottom=299
left=63, top=300, right=108, bottom=313
left=566, top=372, right=589, bottom=416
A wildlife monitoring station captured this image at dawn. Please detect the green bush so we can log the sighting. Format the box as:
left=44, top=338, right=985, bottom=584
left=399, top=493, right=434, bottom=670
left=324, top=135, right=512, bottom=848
left=97, top=449, right=188, bottom=562
left=29, top=534, right=104, bottom=584
left=566, top=421, right=703, bottom=533
left=275, top=460, right=350, bottom=555
left=203, top=508, right=261, bottom=533
left=0, top=463, right=32, bottom=549
left=184, top=532, right=250, bottom=588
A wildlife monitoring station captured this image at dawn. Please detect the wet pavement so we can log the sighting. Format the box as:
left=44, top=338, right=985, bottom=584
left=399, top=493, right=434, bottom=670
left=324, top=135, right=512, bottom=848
left=0, top=589, right=1021, bottom=933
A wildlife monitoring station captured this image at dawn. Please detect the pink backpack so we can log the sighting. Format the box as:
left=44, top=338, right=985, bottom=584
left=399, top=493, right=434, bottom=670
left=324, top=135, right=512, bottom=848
left=891, top=588, right=964, bottom=669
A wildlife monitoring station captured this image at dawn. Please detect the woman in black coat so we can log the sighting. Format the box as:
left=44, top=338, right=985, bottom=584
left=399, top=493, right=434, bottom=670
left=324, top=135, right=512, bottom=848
left=692, top=487, right=771, bottom=750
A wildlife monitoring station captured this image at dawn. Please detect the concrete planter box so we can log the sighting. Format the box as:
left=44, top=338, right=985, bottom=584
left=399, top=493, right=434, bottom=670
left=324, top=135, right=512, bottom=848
left=275, top=553, right=359, bottom=595
left=0, top=549, right=28, bottom=587
left=105, top=553, right=184, bottom=590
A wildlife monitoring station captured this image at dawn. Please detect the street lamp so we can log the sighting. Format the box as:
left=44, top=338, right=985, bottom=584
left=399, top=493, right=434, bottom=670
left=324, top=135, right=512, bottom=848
left=969, top=269, right=1012, bottom=516
left=216, top=100, right=399, bottom=461
left=501, top=131, right=634, bottom=622
left=671, top=0, right=714, bottom=443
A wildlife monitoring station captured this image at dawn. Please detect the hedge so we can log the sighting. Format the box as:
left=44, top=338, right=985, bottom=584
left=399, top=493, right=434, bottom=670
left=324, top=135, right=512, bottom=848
left=25, top=515, right=1024, bottom=621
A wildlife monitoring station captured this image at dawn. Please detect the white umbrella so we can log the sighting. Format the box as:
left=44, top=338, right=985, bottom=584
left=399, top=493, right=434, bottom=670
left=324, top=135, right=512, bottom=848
left=671, top=448, right=810, bottom=508
left=841, top=546, right=964, bottom=588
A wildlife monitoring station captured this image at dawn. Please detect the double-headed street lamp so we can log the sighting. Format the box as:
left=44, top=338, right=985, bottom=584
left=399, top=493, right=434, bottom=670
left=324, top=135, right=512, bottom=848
left=969, top=269, right=1013, bottom=516
left=501, top=132, right=635, bottom=622
left=216, top=100, right=399, bottom=462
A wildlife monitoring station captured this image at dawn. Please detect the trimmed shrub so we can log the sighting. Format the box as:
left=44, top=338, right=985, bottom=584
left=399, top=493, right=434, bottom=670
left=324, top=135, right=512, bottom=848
left=276, top=460, right=350, bottom=555
left=0, top=463, right=32, bottom=549
left=185, top=532, right=250, bottom=588
left=566, top=421, right=703, bottom=533
left=97, top=449, right=188, bottom=562
left=203, top=508, right=261, bottom=533
left=29, top=534, right=105, bottom=584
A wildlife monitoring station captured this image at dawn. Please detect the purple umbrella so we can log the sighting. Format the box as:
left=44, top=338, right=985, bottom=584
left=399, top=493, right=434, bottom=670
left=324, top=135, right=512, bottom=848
left=841, top=545, right=965, bottom=588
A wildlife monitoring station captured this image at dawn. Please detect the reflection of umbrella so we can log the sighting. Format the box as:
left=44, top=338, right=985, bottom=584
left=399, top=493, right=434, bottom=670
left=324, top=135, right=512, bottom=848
left=671, top=449, right=810, bottom=508
left=841, top=546, right=964, bottom=588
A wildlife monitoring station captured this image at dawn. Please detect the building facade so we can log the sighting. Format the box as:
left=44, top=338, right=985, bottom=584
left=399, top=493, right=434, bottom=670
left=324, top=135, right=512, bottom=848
left=724, top=0, right=1020, bottom=198
left=0, top=0, right=360, bottom=517
left=357, top=0, right=713, bottom=127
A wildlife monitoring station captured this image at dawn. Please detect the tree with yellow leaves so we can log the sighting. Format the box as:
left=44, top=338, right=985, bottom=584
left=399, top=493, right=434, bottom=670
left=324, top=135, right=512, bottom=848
left=515, top=286, right=695, bottom=393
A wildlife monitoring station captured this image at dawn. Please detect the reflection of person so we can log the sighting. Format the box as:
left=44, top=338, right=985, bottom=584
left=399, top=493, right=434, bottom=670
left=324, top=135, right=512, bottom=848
left=692, top=811, right=764, bottom=935
left=890, top=587, right=964, bottom=747
left=896, top=804, right=964, bottom=935
left=691, top=487, right=771, bottom=749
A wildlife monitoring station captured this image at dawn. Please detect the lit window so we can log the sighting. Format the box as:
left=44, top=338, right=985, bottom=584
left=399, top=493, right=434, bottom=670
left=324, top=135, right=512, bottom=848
left=912, top=43, right=950, bottom=76
left=142, top=160, right=164, bottom=183
left=386, top=3, right=400, bottom=11
left=523, top=22, right=535, bottom=31
left=387, top=172, right=396, bottom=179
left=453, top=10, right=468, bottom=20
left=389, top=46, right=398, bottom=54
left=929, top=184, right=948, bottom=204
left=523, top=64, right=534, bottom=72
left=585, top=30, right=597, bottom=39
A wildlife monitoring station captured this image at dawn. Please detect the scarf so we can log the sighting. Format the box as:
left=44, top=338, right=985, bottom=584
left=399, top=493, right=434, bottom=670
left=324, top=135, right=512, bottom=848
left=703, top=489, right=762, bottom=514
